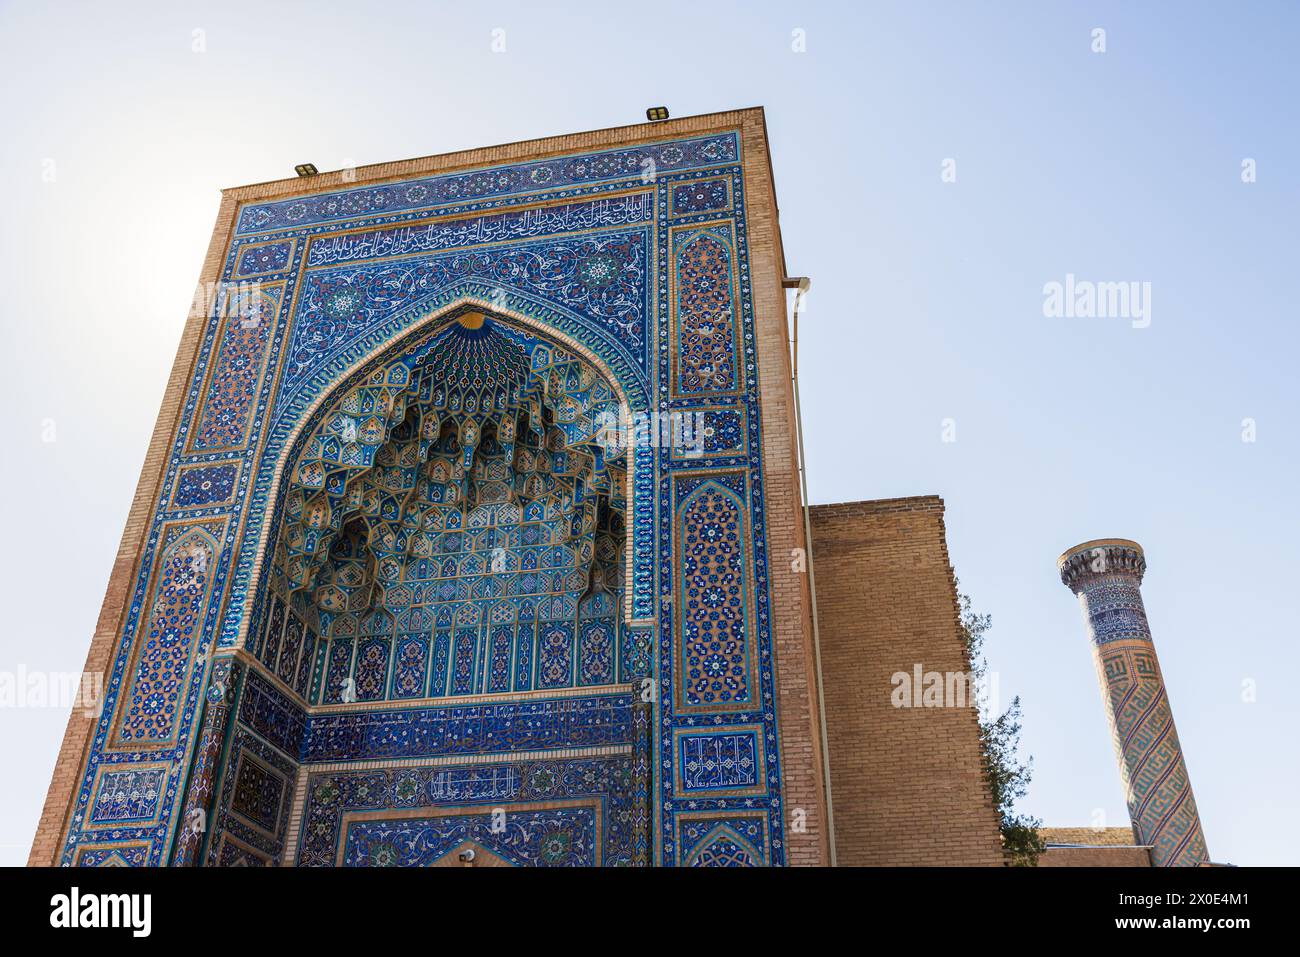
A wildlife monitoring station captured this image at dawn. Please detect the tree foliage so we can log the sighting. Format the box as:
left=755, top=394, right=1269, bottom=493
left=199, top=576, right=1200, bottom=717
left=956, top=580, right=1046, bottom=866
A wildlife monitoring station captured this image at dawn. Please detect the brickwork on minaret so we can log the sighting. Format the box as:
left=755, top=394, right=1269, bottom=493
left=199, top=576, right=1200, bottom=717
left=1058, top=539, right=1209, bottom=867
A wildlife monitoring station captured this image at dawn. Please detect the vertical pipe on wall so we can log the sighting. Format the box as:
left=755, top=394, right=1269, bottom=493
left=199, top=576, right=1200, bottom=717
left=786, top=278, right=837, bottom=866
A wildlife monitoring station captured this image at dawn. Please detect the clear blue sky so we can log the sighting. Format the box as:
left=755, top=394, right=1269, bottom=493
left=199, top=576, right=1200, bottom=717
left=1, top=1, right=1294, bottom=865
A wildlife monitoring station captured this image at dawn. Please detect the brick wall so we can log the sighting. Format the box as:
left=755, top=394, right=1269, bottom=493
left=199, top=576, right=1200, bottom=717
left=1039, top=846, right=1152, bottom=867
left=809, top=497, right=1003, bottom=866
left=1040, top=826, right=1136, bottom=846
left=1038, top=826, right=1152, bottom=867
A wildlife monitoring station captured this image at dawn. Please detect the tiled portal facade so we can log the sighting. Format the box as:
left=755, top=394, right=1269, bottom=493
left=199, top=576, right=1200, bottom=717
left=33, top=110, right=835, bottom=867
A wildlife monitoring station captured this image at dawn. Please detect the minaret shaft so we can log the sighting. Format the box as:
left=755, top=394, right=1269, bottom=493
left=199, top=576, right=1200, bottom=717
left=1059, top=539, right=1209, bottom=867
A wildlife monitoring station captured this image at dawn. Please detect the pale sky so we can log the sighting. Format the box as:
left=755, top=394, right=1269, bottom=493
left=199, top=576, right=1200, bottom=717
left=0, top=1, right=1295, bottom=865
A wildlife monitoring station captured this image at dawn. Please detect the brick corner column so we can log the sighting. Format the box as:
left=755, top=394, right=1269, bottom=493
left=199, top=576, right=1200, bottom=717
left=1058, top=539, right=1209, bottom=866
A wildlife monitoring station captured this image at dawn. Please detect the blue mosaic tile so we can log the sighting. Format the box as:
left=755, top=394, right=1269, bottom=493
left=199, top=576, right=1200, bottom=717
left=63, top=126, right=786, bottom=868
left=172, top=463, right=238, bottom=508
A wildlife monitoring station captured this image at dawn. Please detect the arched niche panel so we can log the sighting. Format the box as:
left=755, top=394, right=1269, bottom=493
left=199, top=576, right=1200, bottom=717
left=250, top=306, right=635, bottom=703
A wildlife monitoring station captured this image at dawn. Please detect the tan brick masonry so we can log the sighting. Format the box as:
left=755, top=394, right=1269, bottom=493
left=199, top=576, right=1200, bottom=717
left=809, top=498, right=1003, bottom=866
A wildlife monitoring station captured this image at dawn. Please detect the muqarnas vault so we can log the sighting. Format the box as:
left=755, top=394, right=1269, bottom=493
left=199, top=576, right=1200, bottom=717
left=35, top=109, right=1205, bottom=868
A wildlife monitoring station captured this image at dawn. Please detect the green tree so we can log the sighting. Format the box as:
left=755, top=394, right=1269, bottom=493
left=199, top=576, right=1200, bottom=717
left=957, top=580, right=1046, bottom=866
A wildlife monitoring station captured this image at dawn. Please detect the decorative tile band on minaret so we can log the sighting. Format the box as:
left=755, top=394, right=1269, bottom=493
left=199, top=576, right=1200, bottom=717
left=1058, top=539, right=1210, bottom=867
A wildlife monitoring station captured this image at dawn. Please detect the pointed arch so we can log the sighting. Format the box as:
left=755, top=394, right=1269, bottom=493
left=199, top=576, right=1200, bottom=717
left=683, top=823, right=764, bottom=867
left=111, top=522, right=223, bottom=749
left=672, top=228, right=740, bottom=397
left=673, top=473, right=756, bottom=711
left=240, top=297, right=637, bottom=640
left=238, top=298, right=641, bottom=706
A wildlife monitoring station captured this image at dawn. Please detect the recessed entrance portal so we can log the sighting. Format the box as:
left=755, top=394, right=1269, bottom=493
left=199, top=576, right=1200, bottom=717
left=256, top=308, right=632, bottom=704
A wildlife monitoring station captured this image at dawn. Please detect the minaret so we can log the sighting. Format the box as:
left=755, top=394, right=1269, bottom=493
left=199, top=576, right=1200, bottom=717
left=1058, top=539, right=1209, bottom=866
